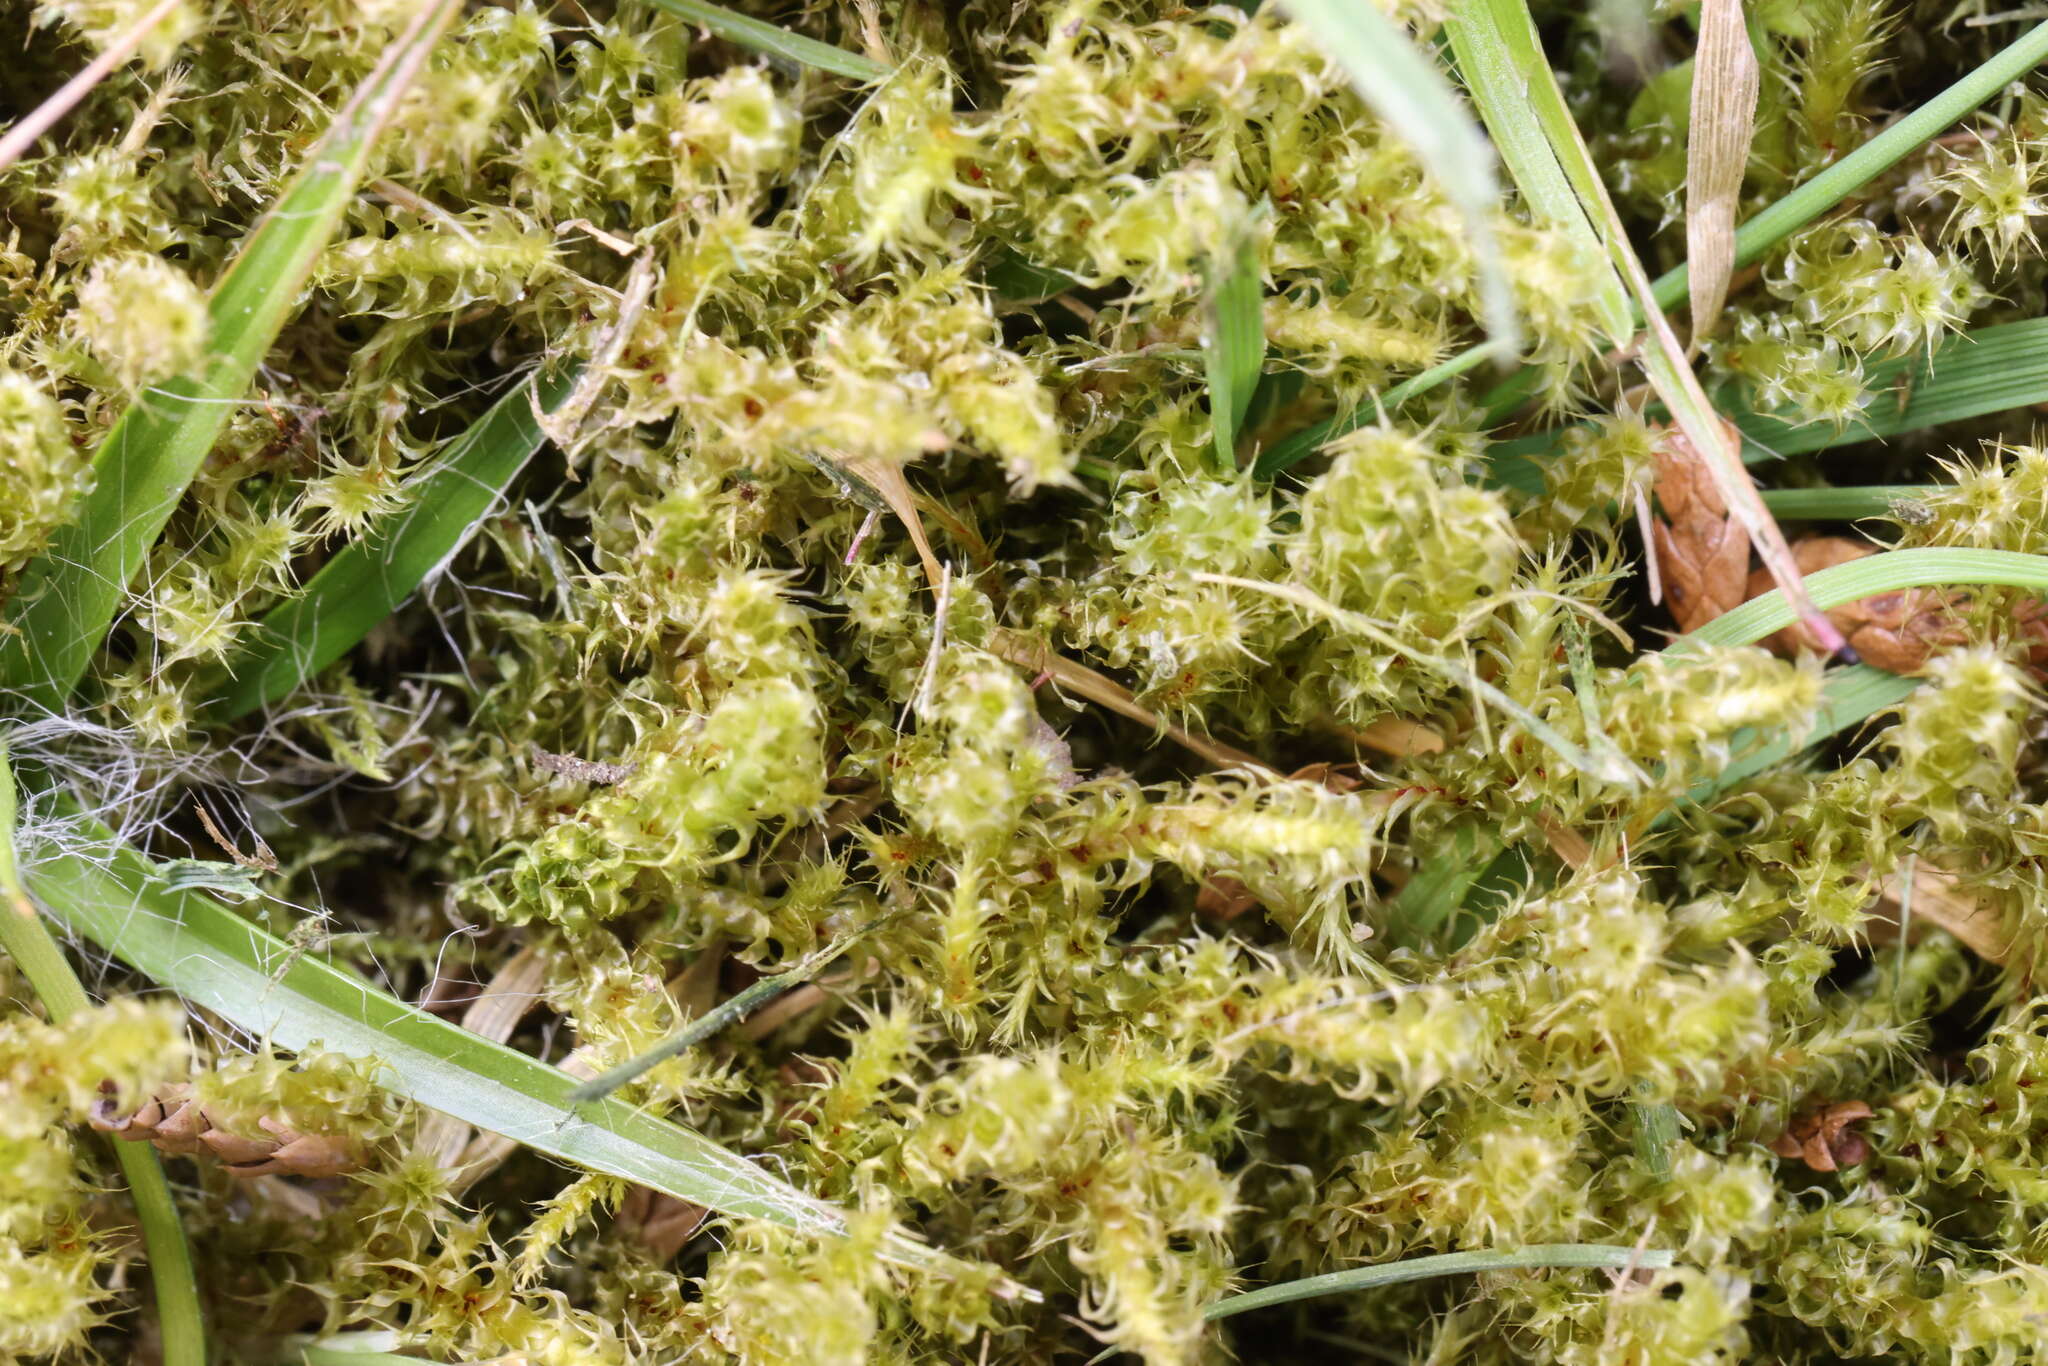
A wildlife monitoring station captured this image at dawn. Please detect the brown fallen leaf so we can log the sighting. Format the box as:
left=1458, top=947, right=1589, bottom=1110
left=1651, top=427, right=1751, bottom=633
left=1743, top=536, right=2048, bottom=675
left=1768, top=1100, right=1873, bottom=1173
left=614, top=1184, right=709, bottom=1261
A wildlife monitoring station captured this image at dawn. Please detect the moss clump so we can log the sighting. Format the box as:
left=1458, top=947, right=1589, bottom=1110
left=9, top=1, right=2048, bottom=1363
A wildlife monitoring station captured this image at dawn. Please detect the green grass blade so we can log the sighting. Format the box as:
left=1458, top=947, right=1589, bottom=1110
left=1251, top=340, right=1510, bottom=480
left=0, top=748, right=205, bottom=1366
left=1682, top=546, right=2048, bottom=650
left=1760, top=486, right=1931, bottom=520
left=1739, top=317, right=2048, bottom=457
left=1631, top=1098, right=1682, bottom=1180
left=21, top=809, right=979, bottom=1283
left=1383, top=821, right=1503, bottom=945
left=1450, top=0, right=1839, bottom=651
left=0, top=0, right=468, bottom=714
left=1272, top=18, right=2048, bottom=458
left=1207, top=1244, right=1676, bottom=1321
left=1648, top=19, right=2048, bottom=312
left=208, top=368, right=577, bottom=720
left=1443, top=0, right=1633, bottom=344
left=640, top=0, right=889, bottom=81
left=1275, top=0, right=1519, bottom=353
left=1691, top=664, right=1921, bottom=801
left=983, top=246, right=1084, bottom=305
left=1205, top=228, right=1265, bottom=472
left=1490, top=316, right=2048, bottom=498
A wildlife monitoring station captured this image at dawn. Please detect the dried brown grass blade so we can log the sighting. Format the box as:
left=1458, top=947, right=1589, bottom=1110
left=987, top=628, right=1279, bottom=776
left=0, top=0, right=183, bottom=175
left=1686, top=0, right=1760, bottom=340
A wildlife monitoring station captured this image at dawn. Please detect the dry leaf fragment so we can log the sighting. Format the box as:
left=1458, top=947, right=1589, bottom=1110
left=1768, top=1100, right=1873, bottom=1173
left=1870, top=861, right=2016, bottom=964
left=1650, top=428, right=1751, bottom=633
left=1686, top=0, right=1761, bottom=339
left=1742, top=537, right=2048, bottom=675
left=614, top=1184, right=709, bottom=1261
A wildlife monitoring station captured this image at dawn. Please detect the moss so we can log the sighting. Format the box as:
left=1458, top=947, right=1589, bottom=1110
left=7, top=0, right=2048, bottom=1363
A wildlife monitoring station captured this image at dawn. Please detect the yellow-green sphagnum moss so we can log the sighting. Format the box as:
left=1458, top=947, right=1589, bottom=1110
left=11, top=0, right=2048, bottom=1362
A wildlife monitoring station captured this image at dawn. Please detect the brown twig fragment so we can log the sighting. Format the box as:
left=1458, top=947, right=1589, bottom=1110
left=192, top=800, right=279, bottom=873
left=533, top=746, right=638, bottom=786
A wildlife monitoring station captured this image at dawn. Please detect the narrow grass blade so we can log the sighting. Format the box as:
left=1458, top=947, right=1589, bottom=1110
left=207, top=368, right=577, bottom=720
left=1443, top=1, right=1632, bottom=344
left=1252, top=340, right=1510, bottom=480
left=1204, top=227, right=1265, bottom=472
left=1739, top=317, right=2048, bottom=456
left=1276, top=0, right=1520, bottom=353
left=1760, top=486, right=1931, bottom=520
left=640, top=0, right=889, bottom=81
left=0, top=0, right=468, bottom=714
left=1684, top=0, right=1760, bottom=337
left=1293, top=18, right=2048, bottom=449
left=1449, top=0, right=1847, bottom=656
left=568, top=917, right=894, bottom=1102
left=1207, top=1244, right=1676, bottom=1320
left=1689, top=664, right=1920, bottom=801
left=1683, top=546, right=2048, bottom=649
left=1383, top=821, right=1503, bottom=944
left=1492, top=318, right=2048, bottom=496
left=0, top=749, right=205, bottom=1366
left=983, top=246, right=1084, bottom=305
left=20, top=808, right=986, bottom=1284
left=1649, top=18, right=2048, bottom=311
left=1631, top=1097, right=1682, bottom=1180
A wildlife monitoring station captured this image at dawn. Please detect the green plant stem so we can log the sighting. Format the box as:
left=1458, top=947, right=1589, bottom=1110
left=640, top=0, right=889, bottom=81
left=0, top=748, right=205, bottom=1366
left=1760, top=486, right=1932, bottom=519
left=1253, top=340, right=1510, bottom=479
left=208, top=367, right=577, bottom=719
left=1683, top=546, right=2048, bottom=649
left=1206, top=1244, right=1677, bottom=1320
